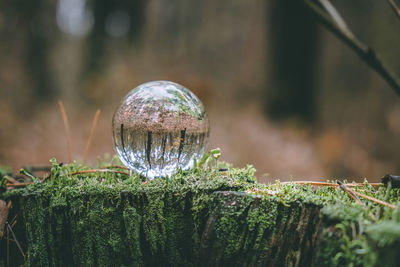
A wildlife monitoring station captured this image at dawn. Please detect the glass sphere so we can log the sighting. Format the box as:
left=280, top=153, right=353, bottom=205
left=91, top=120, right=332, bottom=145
left=112, top=81, right=209, bottom=178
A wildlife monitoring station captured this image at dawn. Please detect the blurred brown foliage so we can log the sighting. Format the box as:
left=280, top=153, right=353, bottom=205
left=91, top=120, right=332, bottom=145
left=0, top=0, right=399, bottom=183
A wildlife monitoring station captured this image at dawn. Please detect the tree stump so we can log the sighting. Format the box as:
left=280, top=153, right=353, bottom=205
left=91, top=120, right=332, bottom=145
left=0, top=165, right=399, bottom=267
left=0, top=200, right=10, bottom=240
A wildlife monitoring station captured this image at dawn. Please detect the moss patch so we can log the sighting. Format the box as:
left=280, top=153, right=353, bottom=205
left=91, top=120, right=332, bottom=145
left=1, top=159, right=400, bottom=266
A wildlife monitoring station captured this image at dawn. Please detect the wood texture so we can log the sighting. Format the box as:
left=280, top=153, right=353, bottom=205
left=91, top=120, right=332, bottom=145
left=0, top=200, right=10, bottom=239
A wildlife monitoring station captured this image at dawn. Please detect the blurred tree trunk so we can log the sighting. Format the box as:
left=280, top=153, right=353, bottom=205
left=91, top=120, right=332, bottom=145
left=266, top=0, right=320, bottom=123
left=24, top=0, right=58, bottom=101
left=0, top=0, right=58, bottom=102
left=81, top=0, right=145, bottom=103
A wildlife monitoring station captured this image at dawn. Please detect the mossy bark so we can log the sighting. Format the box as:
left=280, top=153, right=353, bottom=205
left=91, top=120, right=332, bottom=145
left=198, top=192, right=321, bottom=266
left=1, top=187, right=323, bottom=267
left=0, top=200, right=9, bottom=239
left=1, top=175, right=400, bottom=266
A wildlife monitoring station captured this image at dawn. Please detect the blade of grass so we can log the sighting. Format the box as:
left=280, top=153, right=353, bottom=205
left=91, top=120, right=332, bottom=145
left=82, top=109, right=101, bottom=165
left=58, top=101, right=72, bottom=162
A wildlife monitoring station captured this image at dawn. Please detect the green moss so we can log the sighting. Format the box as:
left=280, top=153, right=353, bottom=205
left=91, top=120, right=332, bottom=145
left=2, top=158, right=400, bottom=266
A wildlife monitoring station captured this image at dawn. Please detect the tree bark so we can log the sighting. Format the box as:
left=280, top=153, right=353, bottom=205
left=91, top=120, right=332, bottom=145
left=1, top=181, right=399, bottom=266
left=0, top=200, right=10, bottom=239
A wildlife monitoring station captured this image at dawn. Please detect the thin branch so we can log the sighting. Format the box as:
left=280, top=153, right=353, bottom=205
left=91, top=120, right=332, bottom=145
left=70, top=169, right=129, bottom=176
left=6, top=222, right=24, bottom=257
left=7, top=224, right=9, bottom=267
left=6, top=183, right=34, bottom=188
left=338, top=181, right=376, bottom=221
left=9, top=213, right=17, bottom=227
left=338, top=181, right=364, bottom=205
left=10, top=220, right=17, bottom=229
left=58, top=101, right=72, bottom=162
left=388, top=0, right=400, bottom=20
left=82, top=109, right=101, bottom=164
left=319, top=0, right=353, bottom=37
left=353, top=190, right=398, bottom=209
left=304, top=0, right=400, bottom=97
left=280, top=181, right=381, bottom=187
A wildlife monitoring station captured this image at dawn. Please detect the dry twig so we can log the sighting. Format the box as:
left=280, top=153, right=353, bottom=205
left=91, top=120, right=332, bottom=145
left=319, top=0, right=352, bottom=36
left=388, top=0, right=400, bottom=20
left=58, top=101, right=72, bottom=162
left=6, top=183, right=33, bottom=188
left=304, top=0, right=400, bottom=97
left=7, top=224, right=9, bottom=266
left=10, top=220, right=17, bottom=229
left=70, top=169, right=129, bottom=176
left=280, top=181, right=381, bottom=187
left=6, top=222, right=24, bottom=257
left=338, top=181, right=376, bottom=221
left=83, top=109, right=101, bottom=165
left=353, top=190, right=398, bottom=209
left=9, top=214, right=17, bottom=227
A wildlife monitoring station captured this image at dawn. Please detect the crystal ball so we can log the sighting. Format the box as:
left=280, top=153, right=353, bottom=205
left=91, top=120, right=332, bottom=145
left=112, top=81, right=210, bottom=178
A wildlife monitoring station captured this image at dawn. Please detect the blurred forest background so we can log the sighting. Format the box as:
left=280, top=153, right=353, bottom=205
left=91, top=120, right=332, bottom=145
left=0, top=0, right=399, bottom=183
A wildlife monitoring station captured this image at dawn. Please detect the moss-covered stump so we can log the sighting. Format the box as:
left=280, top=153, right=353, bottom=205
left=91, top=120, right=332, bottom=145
left=1, top=160, right=400, bottom=266
left=198, top=192, right=320, bottom=266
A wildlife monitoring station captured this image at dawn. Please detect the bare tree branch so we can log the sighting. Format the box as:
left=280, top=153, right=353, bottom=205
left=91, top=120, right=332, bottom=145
left=388, top=0, right=400, bottom=20
left=304, top=0, right=400, bottom=97
left=319, top=0, right=353, bottom=37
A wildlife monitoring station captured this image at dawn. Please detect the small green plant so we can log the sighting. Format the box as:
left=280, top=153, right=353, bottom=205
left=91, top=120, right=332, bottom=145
left=0, top=165, right=12, bottom=193
left=194, top=148, right=221, bottom=170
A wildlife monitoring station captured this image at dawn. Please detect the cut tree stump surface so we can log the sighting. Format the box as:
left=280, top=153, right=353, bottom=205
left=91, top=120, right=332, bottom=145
left=1, top=161, right=400, bottom=267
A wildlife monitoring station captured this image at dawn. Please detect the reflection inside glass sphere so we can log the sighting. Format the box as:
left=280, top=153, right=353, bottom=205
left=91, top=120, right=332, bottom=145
left=112, top=80, right=209, bottom=178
